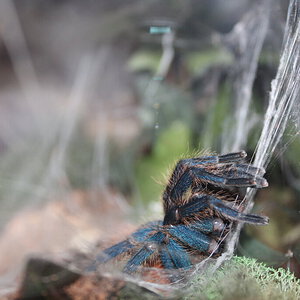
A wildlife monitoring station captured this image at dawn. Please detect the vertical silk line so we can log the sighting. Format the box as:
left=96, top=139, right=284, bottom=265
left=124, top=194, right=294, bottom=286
left=222, top=1, right=270, bottom=153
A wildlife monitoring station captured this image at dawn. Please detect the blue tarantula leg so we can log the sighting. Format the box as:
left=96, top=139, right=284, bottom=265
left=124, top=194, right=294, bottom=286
left=167, top=161, right=267, bottom=201
left=167, top=170, right=193, bottom=200
left=86, top=239, right=135, bottom=272
left=171, top=152, right=249, bottom=190
left=163, top=197, right=208, bottom=225
left=123, top=232, right=166, bottom=274
left=217, top=151, right=247, bottom=163
left=123, top=245, right=155, bottom=274
left=189, top=218, right=225, bottom=234
left=164, top=152, right=267, bottom=212
left=96, top=240, right=134, bottom=264
left=212, top=164, right=266, bottom=181
left=96, top=226, right=156, bottom=263
left=163, top=196, right=226, bottom=234
left=160, top=238, right=192, bottom=269
left=191, top=168, right=268, bottom=188
left=184, top=194, right=269, bottom=225
left=167, top=225, right=218, bottom=254
left=191, top=151, right=247, bottom=165
left=207, top=195, right=269, bottom=225
left=87, top=239, right=135, bottom=272
left=165, top=164, right=264, bottom=203
left=87, top=225, right=161, bottom=272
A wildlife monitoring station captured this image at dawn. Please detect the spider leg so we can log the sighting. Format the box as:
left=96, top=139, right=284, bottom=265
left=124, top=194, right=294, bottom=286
left=123, top=245, right=155, bottom=274
left=189, top=218, right=225, bottom=234
left=87, top=222, right=162, bottom=272
left=95, top=240, right=135, bottom=265
left=123, top=232, right=166, bottom=273
left=164, top=165, right=266, bottom=209
left=217, top=151, right=247, bottom=162
left=167, top=225, right=218, bottom=254
left=163, top=197, right=225, bottom=233
left=194, top=194, right=270, bottom=225
left=165, top=193, right=268, bottom=225
left=191, top=167, right=268, bottom=188
left=160, top=238, right=191, bottom=269
left=206, top=164, right=266, bottom=181
left=164, top=152, right=267, bottom=213
left=192, top=151, right=247, bottom=164
left=163, top=196, right=207, bottom=225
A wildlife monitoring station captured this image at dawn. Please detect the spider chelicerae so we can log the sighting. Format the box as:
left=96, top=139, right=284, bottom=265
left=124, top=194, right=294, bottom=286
left=89, top=151, right=268, bottom=275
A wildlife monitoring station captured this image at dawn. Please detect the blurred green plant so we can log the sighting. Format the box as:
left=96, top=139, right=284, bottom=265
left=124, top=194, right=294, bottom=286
left=134, top=121, right=192, bottom=208
left=186, top=49, right=231, bottom=75
left=128, top=50, right=162, bottom=73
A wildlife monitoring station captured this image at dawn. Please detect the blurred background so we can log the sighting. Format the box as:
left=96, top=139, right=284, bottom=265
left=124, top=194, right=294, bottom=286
left=0, top=0, right=299, bottom=295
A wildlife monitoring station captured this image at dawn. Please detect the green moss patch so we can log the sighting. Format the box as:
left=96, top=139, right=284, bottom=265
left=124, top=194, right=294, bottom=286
left=186, top=256, right=300, bottom=300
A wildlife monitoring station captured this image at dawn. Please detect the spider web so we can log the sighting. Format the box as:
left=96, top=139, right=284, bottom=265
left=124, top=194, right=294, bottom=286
left=0, top=0, right=299, bottom=298
left=201, top=0, right=300, bottom=282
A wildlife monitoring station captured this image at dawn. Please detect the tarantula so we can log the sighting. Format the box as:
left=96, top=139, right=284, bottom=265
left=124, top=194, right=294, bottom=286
left=89, top=151, right=268, bottom=275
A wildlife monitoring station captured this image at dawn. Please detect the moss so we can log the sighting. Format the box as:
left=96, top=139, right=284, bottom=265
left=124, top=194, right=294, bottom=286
left=185, top=256, right=300, bottom=300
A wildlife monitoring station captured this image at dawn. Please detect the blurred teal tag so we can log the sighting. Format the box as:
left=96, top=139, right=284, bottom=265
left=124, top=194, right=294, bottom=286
left=152, top=76, right=164, bottom=81
left=149, top=27, right=171, bottom=34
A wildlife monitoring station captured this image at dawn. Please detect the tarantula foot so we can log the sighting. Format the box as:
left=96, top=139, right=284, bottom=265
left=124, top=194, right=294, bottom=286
left=250, top=177, right=268, bottom=188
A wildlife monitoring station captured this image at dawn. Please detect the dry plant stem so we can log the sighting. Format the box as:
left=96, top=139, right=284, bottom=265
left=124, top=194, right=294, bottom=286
left=0, top=0, right=39, bottom=91
left=40, top=55, right=93, bottom=197
left=0, top=0, right=42, bottom=134
left=144, top=31, right=175, bottom=103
